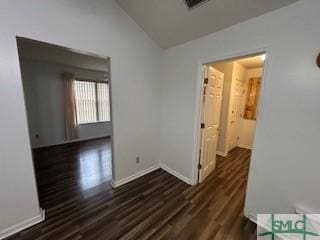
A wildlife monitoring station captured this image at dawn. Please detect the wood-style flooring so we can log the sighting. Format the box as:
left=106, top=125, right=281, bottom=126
left=6, top=139, right=256, bottom=240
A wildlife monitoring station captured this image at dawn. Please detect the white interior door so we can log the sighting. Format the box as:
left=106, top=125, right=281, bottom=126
left=199, top=66, right=224, bottom=183
left=228, top=79, right=245, bottom=151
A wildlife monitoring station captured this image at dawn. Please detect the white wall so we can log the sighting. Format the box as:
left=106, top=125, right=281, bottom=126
left=238, top=67, right=263, bottom=149
left=20, top=58, right=111, bottom=148
left=238, top=120, right=256, bottom=149
left=160, top=0, right=320, bottom=217
left=0, top=0, right=162, bottom=235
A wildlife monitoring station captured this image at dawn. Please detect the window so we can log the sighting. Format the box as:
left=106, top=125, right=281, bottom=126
left=74, top=80, right=110, bottom=124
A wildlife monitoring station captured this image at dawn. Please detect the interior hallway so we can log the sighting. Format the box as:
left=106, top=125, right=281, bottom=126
left=7, top=143, right=255, bottom=240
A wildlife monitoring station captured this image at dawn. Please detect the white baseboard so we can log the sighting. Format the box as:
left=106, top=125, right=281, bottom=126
left=33, top=135, right=110, bottom=149
left=296, top=205, right=320, bottom=214
left=111, top=164, right=160, bottom=188
left=217, top=151, right=228, bottom=157
left=110, top=179, right=116, bottom=188
left=111, top=163, right=192, bottom=188
left=296, top=205, right=320, bottom=223
left=0, top=208, right=45, bottom=240
left=238, top=144, right=253, bottom=150
left=249, top=206, right=320, bottom=226
left=159, top=163, right=191, bottom=185
left=248, top=213, right=257, bottom=224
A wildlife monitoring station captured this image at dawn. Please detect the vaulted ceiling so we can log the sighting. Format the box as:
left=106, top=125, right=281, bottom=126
left=17, top=38, right=109, bottom=72
left=117, top=0, right=300, bottom=49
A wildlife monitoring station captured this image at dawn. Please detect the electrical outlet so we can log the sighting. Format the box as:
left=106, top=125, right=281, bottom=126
left=136, top=156, right=140, bottom=164
left=35, top=134, right=40, bottom=139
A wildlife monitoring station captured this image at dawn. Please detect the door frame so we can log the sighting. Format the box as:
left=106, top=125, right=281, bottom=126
left=191, top=46, right=271, bottom=186
left=15, top=36, right=116, bottom=206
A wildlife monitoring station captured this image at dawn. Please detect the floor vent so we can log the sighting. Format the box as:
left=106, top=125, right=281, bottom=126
left=184, top=0, right=210, bottom=9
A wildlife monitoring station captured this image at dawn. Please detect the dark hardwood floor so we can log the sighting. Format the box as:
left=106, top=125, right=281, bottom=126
left=32, top=138, right=112, bottom=209
left=7, top=139, right=256, bottom=240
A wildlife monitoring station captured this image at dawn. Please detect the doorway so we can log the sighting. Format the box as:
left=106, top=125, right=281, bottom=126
left=197, top=52, right=266, bottom=183
left=16, top=37, right=114, bottom=209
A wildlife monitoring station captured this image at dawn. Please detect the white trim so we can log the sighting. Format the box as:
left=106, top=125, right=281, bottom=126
left=111, top=163, right=192, bottom=188
left=216, top=151, right=228, bottom=157
left=296, top=205, right=320, bottom=223
left=32, top=135, right=110, bottom=149
left=251, top=210, right=320, bottom=240
left=0, top=208, right=45, bottom=240
left=78, top=121, right=110, bottom=126
left=250, top=209, right=320, bottom=226
left=296, top=205, right=320, bottom=214
left=253, top=214, right=299, bottom=240
left=160, top=164, right=191, bottom=185
left=110, top=180, right=116, bottom=188
left=191, top=46, right=271, bottom=187
left=237, top=144, right=253, bottom=150
left=248, top=213, right=257, bottom=224
left=111, top=164, right=160, bottom=188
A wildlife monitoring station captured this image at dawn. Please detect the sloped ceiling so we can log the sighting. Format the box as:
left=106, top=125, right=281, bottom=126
left=17, top=38, right=109, bottom=72
left=117, top=0, right=300, bottom=49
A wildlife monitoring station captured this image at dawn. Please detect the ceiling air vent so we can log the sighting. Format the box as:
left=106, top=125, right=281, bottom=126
left=184, top=0, right=210, bottom=9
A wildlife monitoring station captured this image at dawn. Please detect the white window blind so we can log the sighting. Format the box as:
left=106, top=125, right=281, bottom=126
left=74, top=80, right=110, bottom=124
left=97, top=82, right=110, bottom=122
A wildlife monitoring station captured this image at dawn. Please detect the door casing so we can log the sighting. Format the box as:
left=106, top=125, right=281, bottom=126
left=191, top=46, right=271, bottom=189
